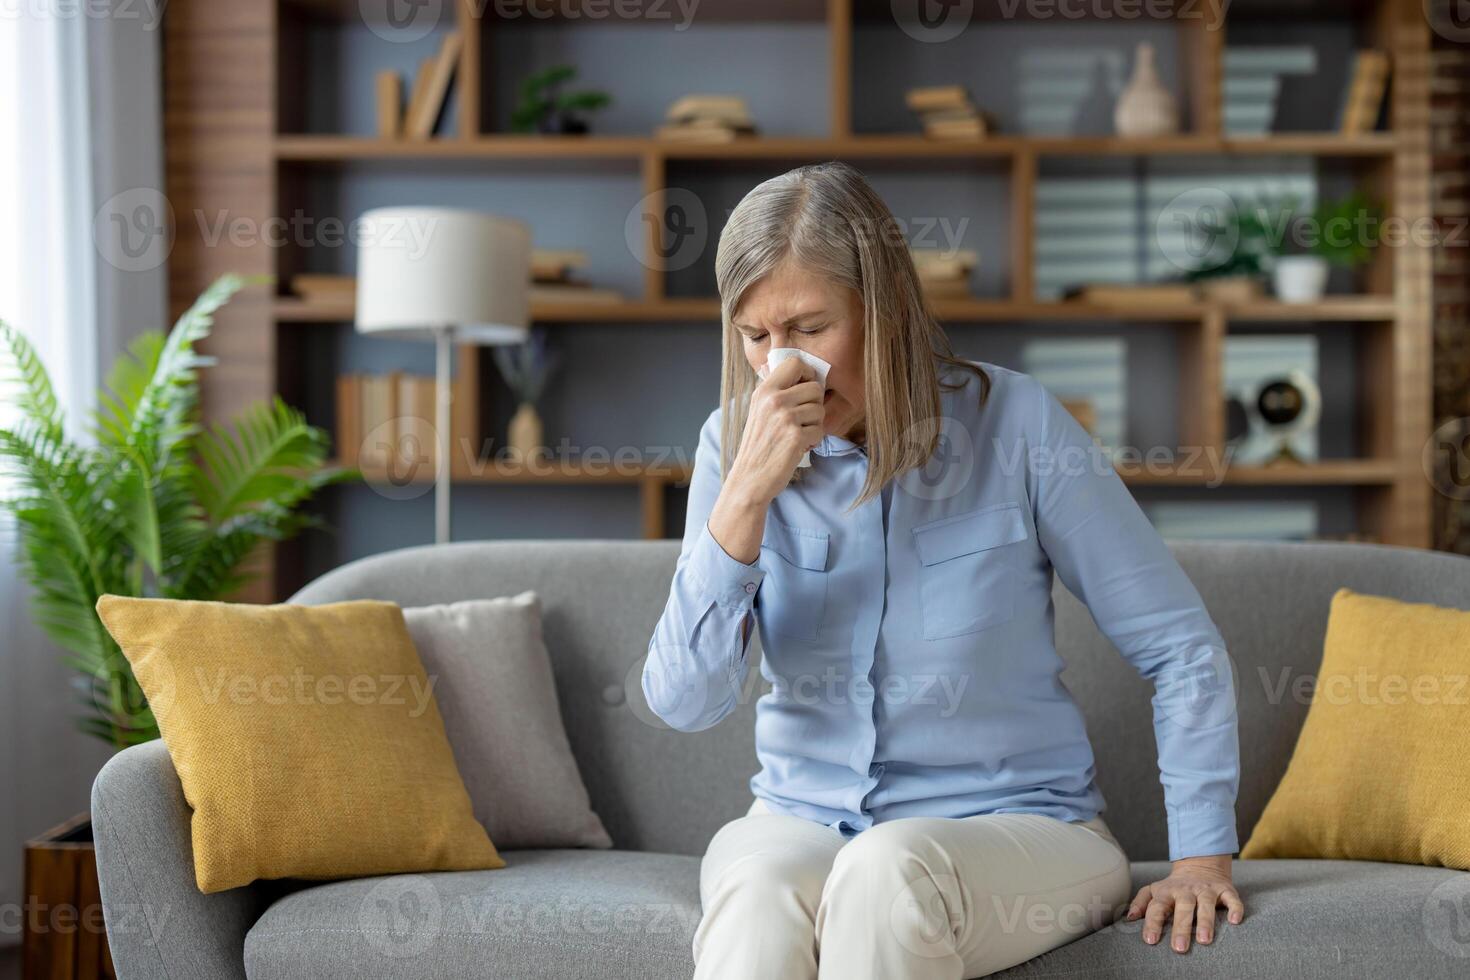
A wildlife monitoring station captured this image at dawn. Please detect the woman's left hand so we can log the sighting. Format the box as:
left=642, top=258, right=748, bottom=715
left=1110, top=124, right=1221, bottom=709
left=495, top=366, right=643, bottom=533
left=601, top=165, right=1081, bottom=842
left=1125, top=854, right=1244, bottom=953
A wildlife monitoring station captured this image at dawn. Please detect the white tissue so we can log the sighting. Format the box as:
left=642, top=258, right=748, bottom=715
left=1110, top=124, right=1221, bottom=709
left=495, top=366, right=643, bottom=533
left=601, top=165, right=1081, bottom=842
left=756, top=348, right=832, bottom=468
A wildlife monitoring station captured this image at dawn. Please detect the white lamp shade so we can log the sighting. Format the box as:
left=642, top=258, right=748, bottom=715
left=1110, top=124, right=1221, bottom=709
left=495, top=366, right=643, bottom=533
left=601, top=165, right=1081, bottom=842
left=354, top=207, right=532, bottom=345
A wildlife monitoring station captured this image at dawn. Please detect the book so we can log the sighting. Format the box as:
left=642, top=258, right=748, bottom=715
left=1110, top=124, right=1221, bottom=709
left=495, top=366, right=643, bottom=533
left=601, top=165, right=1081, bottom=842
left=654, top=123, right=754, bottom=142
left=905, top=86, right=971, bottom=113
left=290, top=274, right=356, bottom=299
left=923, top=115, right=988, bottom=140
left=404, top=31, right=463, bottom=140
left=911, top=249, right=979, bottom=279
left=335, top=374, right=362, bottom=466
left=1340, top=50, right=1389, bottom=135
left=402, top=56, right=438, bottom=143
left=665, top=94, right=751, bottom=125
left=396, top=374, right=438, bottom=471
left=359, top=373, right=398, bottom=469
left=531, top=249, right=589, bottom=282
left=1062, top=283, right=1198, bottom=306
left=918, top=278, right=973, bottom=299
left=530, top=284, right=626, bottom=304
left=376, top=70, right=401, bottom=139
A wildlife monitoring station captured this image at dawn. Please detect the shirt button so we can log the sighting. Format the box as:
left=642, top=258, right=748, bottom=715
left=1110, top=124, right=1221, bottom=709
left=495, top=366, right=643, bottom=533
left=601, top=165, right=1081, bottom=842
left=743, top=582, right=757, bottom=594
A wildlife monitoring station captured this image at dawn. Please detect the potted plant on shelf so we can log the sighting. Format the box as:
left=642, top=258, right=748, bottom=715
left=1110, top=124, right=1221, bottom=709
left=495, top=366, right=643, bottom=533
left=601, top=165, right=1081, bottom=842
left=1, top=274, right=353, bottom=975
left=510, top=65, right=612, bottom=135
left=1272, top=191, right=1380, bottom=303
left=494, top=328, right=561, bottom=464
left=1181, top=195, right=1280, bottom=302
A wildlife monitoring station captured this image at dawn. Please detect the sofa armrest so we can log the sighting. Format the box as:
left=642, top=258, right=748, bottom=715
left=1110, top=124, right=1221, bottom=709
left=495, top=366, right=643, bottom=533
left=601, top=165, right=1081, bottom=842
left=91, top=740, right=265, bottom=980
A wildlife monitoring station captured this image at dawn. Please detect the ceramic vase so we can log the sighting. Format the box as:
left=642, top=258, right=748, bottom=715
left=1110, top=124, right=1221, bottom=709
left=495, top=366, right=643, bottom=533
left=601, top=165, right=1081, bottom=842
left=507, top=402, right=545, bottom=461
left=1115, top=42, right=1179, bottom=137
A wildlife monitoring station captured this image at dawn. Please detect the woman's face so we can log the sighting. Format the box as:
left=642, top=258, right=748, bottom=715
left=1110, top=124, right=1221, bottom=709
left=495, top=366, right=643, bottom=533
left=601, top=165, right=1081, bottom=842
left=732, top=261, right=866, bottom=443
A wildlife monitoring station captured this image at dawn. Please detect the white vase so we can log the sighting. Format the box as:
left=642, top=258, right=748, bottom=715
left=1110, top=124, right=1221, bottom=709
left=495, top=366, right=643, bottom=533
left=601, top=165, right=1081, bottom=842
left=1114, top=42, right=1179, bottom=137
left=1272, top=256, right=1329, bottom=303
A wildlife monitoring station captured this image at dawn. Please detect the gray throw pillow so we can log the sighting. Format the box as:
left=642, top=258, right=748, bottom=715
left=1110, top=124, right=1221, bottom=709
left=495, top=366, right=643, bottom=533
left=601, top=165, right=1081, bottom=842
left=402, top=592, right=613, bottom=850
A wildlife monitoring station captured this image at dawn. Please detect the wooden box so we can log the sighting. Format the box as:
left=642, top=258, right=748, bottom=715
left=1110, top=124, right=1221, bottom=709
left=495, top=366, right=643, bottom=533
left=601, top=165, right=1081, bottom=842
left=22, top=814, right=114, bottom=980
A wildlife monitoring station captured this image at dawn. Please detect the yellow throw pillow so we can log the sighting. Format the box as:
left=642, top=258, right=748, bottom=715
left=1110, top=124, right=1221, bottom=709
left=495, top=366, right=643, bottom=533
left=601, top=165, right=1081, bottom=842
left=96, top=595, right=505, bottom=893
left=1241, top=587, right=1470, bottom=869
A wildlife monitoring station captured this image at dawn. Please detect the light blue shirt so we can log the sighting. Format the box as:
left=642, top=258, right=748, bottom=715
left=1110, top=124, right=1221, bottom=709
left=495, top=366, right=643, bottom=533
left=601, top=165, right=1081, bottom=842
left=643, top=359, right=1240, bottom=861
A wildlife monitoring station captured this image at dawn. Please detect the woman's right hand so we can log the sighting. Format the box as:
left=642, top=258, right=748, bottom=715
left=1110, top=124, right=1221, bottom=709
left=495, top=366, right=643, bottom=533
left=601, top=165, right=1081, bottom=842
left=726, top=356, right=826, bottom=508
left=707, top=357, right=825, bottom=566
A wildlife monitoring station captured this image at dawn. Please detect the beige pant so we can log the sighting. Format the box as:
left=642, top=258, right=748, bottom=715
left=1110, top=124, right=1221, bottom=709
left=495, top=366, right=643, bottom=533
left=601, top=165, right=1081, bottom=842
left=692, top=797, right=1131, bottom=980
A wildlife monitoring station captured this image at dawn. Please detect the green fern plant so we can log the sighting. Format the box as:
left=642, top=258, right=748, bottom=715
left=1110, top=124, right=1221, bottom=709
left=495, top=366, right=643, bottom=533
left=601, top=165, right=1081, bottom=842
left=0, top=274, right=354, bottom=749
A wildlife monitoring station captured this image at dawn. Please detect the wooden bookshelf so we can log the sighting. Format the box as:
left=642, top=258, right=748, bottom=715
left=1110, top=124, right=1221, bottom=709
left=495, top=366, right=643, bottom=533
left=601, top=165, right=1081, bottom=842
left=164, top=0, right=1435, bottom=598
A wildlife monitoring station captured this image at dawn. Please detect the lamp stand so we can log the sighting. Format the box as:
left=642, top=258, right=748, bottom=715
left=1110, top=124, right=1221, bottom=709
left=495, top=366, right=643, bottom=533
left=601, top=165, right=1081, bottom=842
left=435, top=326, right=453, bottom=545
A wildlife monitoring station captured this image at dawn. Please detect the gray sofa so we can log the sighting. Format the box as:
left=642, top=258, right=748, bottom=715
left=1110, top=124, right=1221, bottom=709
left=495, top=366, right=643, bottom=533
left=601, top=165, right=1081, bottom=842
left=92, top=538, right=1470, bottom=979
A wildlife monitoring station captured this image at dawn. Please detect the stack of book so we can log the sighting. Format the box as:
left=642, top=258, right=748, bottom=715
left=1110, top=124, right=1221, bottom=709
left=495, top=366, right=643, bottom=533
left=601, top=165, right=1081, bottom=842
left=655, top=95, right=756, bottom=142
left=376, top=30, right=463, bottom=141
left=906, top=86, right=991, bottom=140
left=910, top=248, right=978, bottom=299
left=290, top=274, right=356, bottom=309
left=1340, top=50, right=1389, bottom=135
left=1061, top=282, right=1198, bottom=306
left=530, top=248, right=623, bottom=304
left=336, top=372, right=439, bottom=471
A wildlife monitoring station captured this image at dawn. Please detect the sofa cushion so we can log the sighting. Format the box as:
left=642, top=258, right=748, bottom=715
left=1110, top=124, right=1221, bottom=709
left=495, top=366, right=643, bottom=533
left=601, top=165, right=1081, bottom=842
left=95, top=594, right=504, bottom=894
left=1242, top=588, right=1470, bottom=870
left=244, top=851, right=1470, bottom=980
left=243, top=850, right=703, bottom=980
left=998, top=859, right=1470, bottom=979
left=403, top=593, right=613, bottom=850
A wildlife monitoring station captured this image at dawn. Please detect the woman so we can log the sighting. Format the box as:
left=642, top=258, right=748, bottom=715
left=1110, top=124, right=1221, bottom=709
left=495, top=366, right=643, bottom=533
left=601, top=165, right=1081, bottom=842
left=642, top=162, right=1244, bottom=980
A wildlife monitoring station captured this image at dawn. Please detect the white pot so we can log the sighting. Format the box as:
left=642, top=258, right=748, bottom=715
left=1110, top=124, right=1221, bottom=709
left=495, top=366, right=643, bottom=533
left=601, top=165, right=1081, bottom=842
left=1272, top=256, right=1329, bottom=303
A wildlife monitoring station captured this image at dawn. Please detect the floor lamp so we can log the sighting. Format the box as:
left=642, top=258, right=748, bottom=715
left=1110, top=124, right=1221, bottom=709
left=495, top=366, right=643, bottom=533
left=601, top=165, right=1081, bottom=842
left=354, top=207, right=532, bottom=544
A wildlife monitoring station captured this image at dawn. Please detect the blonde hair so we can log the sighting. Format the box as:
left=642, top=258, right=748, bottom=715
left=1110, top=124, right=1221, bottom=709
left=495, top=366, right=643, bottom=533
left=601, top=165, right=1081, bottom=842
left=714, top=161, right=990, bottom=512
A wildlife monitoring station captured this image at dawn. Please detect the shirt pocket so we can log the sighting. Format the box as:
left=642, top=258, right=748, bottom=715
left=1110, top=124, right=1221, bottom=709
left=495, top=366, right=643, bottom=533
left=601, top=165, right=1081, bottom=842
left=911, top=500, right=1029, bottom=640
left=757, top=518, right=830, bottom=641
